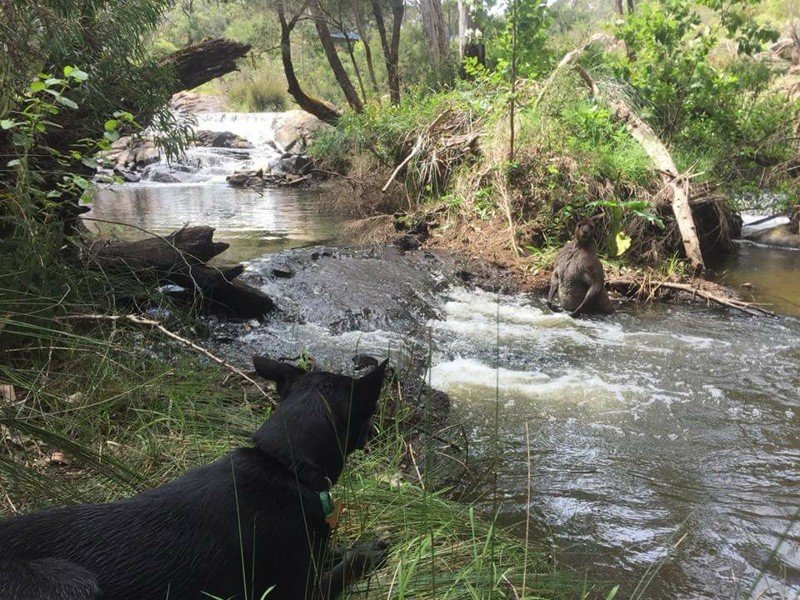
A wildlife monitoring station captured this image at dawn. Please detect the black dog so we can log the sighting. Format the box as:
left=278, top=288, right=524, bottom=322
left=0, top=356, right=390, bottom=599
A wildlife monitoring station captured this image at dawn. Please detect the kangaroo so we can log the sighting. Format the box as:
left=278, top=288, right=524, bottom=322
left=547, top=215, right=614, bottom=317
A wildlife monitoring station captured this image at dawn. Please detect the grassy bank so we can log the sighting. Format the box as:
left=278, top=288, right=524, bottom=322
left=1, top=298, right=582, bottom=598
left=310, top=32, right=799, bottom=285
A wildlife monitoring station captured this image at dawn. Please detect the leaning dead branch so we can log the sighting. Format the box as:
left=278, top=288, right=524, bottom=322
left=58, top=314, right=275, bottom=402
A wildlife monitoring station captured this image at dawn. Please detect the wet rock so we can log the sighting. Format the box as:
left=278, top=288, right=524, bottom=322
left=237, top=245, right=456, bottom=333
left=227, top=170, right=264, bottom=188
left=745, top=224, right=800, bottom=249
left=394, top=234, right=422, bottom=252
left=194, top=130, right=253, bottom=149
left=275, top=154, right=313, bottom=176
left=455, top=269, right=475, bottom=282
left=170, top=91, right=228, bottom=114
left=226, top=167, right=312, bottom=189
left=274, top=110, right=330, bottom=154
left=134, top=142, right=161, bottom=167
left=100, top=136, right=161, bottom=171
left=114, top=167, right=141, bottom=183
left=147, top=170, right=181, bottom=184
left=270, top=268, right=295, bottom=279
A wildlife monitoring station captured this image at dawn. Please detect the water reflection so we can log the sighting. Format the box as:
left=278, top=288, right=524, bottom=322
left=715, top=242, right=800, bottom=317
left=83, top=183, right=346, bottom=263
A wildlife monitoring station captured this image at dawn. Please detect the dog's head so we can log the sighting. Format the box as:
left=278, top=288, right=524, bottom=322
left=250, top=356, right=389, bottom=486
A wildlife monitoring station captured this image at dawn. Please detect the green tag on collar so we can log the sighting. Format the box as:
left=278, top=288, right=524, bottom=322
left=319, top=490, right=334, bottom=519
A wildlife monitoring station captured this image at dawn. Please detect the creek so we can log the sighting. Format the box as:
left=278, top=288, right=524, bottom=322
left=84, top=111, right=800, bottom=599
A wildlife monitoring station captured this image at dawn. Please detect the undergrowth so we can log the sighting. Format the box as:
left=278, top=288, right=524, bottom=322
left=0, top=310, right=578, bottom=598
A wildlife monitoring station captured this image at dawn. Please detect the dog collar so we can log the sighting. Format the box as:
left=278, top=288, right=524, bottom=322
left=319, top=487, right=342, bottom=528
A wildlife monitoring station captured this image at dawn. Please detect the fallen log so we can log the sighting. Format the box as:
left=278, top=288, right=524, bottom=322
left=608, top=277, right=774, bottom=317
left=160, top=38, right=252, bottom=91
left=87, top=227, right=273, bottom=318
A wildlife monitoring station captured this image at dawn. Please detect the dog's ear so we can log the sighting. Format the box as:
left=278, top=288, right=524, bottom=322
left=354, top=358, right=389, bottom=411
left=252, top=356, right=305, bottom=398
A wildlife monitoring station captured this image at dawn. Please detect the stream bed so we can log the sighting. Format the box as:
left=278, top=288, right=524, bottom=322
left=84, top=112, right=800, bottom=599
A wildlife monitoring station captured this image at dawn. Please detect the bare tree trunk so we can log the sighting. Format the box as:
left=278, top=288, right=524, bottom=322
left=277, top=0, right=342, bottom=125
left=614, top=0, right=624, bottom=16
left=355, top=10, right=381, bottom=96
left=420, top=0, right=449, bottom=67
left=371, top=0, right=403, bottom=105
left=343, top=35, right=368, bottom=104
left=311, top=1, right=363, bottom=112
left=626, top=0, right=635, bottom=12
left=457, top=0, right=474, bottom=59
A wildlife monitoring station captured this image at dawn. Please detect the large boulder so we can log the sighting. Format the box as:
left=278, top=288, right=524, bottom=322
left=193, top=130, right=253, bottom=149
left=99, top=136, right=161, bottom=170
left=273, top=110, right=330, bottom=153
left=170, top=91, right=228, bottom=114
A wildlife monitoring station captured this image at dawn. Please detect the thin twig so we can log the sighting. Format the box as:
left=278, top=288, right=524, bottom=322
left=382, top=134, right=423, bottom=192
left=406, top=441, right=426, bottom=491
left=56, top=314, right=274, bottom=402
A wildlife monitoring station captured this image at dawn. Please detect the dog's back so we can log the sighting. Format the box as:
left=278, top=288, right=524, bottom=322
left=0, top=448, right=327, bottom=599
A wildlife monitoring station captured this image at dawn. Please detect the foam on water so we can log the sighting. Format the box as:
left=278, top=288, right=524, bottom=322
left=420, top=286, right=800, bottom=598
left=428, top=357, right=631, bottom=409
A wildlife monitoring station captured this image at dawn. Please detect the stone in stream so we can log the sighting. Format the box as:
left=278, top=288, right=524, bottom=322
left=744, top=208, right=800, bottom=249
left=193, top=130, right=253, bottom=149
left=273, top=110, right=330, bottom=154
left=234, top=245, right=456, bottom=334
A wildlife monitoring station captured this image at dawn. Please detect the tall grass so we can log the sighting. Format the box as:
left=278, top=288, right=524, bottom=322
left=222, top=64, right=288, bottom=112
left=0, top=306, right=574, bottom=598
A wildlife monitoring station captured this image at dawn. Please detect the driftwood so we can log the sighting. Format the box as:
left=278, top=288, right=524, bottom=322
left=88, top=227, right=273, bottom=318
left=160, top=38, right=252, bottom=91
left=543, top=47, right=707, bottom=273
left=608, top=277, right=774, bottom=317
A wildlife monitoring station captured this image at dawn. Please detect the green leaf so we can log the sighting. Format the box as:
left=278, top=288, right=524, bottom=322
left=104, top=119, right=119, bottom=132
left=63, top=66, right=74, bottom=77
left=615, top=232, right=632, bottom=256
left=104, top=130, right=120, bottom=143
left=0, top=120, right=18, bottom=130
left=68, top=68, right=89, bottom=82
left=44, top=78, right=63, bottom=87
left=605, top=585, right=620, bottom=600
left=81, top=157, right=99, bottom=169
left=6, top=159, right=20, bottom=167
left=29, top=81, right=47, bottom=93
left=46, top=190, right=63, bottom=198
left=56, top=96, right=79, bottom=110
left=72, top=176, right=90, bottom=190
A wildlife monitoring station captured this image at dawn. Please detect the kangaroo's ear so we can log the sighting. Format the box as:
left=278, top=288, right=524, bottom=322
left=252, top=356, right=305, bottom=398
left=355, top=358, right=389, bottom=410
